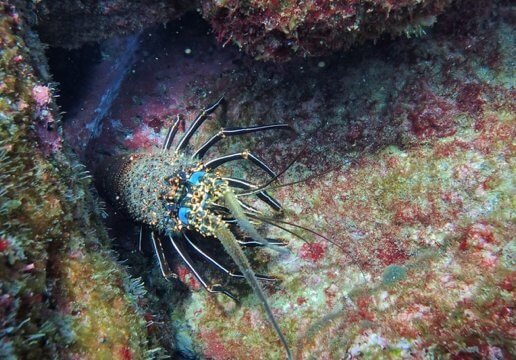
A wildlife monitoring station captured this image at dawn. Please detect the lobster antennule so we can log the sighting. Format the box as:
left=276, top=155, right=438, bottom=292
left=214, top=215, right=292, bottom=360
left=223, top=190, right=287, bottom=254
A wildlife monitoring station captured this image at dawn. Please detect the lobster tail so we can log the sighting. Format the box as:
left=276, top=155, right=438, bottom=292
left=95, top=155, right=139, bottom=215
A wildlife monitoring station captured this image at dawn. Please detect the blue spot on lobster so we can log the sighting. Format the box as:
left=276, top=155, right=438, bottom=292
left=188, top=171, right=205, bottom=185
left=178, top=207, right=190, bottom=225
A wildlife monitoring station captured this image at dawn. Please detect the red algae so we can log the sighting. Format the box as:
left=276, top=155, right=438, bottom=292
left=459, top=223, right=497, bottom=251
left=456, top=83, right=486, bottom=115
left=0, top=238, right=8, bottom=252
left=299, top=242, right=326, bottom=263
left=200, top=330, right=241, bottom=360
left=375, top=238, right=410, bottom=267
left=118, top=346, right=134, bottom=360
left=400, top=80, right=458, bottom=139
left=393, top=201, right=429, bottom=226
left=175, top=264, right=201, bottom=291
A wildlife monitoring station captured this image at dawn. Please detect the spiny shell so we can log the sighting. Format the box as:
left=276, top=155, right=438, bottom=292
left=97, top=152, right=192, bottom=232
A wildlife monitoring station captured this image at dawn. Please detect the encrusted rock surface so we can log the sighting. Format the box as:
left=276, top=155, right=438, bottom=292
left=2, top=0, right=513, bottom=359
left=36, top=0, right=458, bottom=61
left=0, top=2, right=168, bottom=358
left=75, top=0, right=514, bottom=358
left=202, top=0, right=454, bottom=61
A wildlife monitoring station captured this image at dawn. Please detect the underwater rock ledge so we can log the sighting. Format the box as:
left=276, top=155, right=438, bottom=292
left=201, top=0, right=455, bottom=61
left=36, top=0, right=457, bottom=62
left=35, top=0, right=195, bottom=49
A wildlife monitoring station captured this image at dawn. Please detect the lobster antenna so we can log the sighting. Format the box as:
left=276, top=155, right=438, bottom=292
left=237, top=122, right=331, bottom=195
left=241, top=142, right=372, bottom=196
left=250, top=213, right=367, bottom=279
left=249, top=214, right=344, bottom=252
left=220, top=191, right=293, bottom=359
left=238, top=142, right=310, bottom=196
left=246, top=213, right=312, bottom=245
left=265, top=164, right=342, bottom=191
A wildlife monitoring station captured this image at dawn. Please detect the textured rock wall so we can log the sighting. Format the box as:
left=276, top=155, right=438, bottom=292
left=76, top=0, right=514, bottom=358
left=0, top=2, right=167, bottom=358
left=36, top=0, right=195, bottom=49
left=2, top=0, right=513, bottom=359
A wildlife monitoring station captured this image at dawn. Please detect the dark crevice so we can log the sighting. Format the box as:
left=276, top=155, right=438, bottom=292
left=46, top=43, right=102, bottom=114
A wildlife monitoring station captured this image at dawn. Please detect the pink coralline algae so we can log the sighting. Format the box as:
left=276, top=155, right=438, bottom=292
left=202, top=0, right=454, bottom=61
left=32, top=85, right=51, bottom=106
left=32, top=84, right=62, bottom=154
left=403, top=81, right=458, bottom=139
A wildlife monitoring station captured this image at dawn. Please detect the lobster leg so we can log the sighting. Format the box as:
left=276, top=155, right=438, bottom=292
left=151, top=232, right=176, bottom=279
left=175, top=96, right=224, bottom=151
left=167, top=234, right=238, bottom=301
left=138, top=225, right=144, bottom=252
left=204, top=151, right=276, bottom=178
left=183, top=232, right=276, bottom=281
left=224, top=177, right=282, bottom=211
left=137, top=225, right=157, bottom=254
left=162, top=114, right=182, bottom=151
left=193, top=124, right=292, bottom=159
left=237, top=238, right=288, bottom=247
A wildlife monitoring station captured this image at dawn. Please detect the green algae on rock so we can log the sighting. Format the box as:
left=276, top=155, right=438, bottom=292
left=381, top=265, right=407, bottom=285
left=0, top=2, right=166, bottom=358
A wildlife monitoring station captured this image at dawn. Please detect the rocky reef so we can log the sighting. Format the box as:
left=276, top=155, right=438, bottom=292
left=1, top=0, right=514, bottom=359
left=0, top=2, right=169, bottom=358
